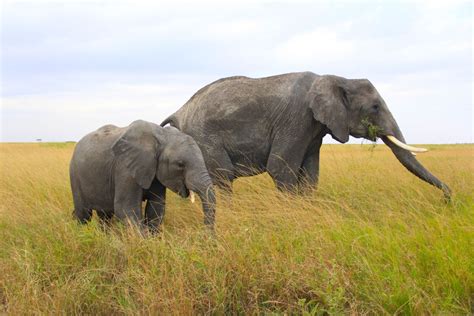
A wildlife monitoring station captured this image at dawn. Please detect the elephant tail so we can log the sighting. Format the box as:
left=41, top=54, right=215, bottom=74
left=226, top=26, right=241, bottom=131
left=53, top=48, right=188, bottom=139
left=160, top=115, right=179, bottom=128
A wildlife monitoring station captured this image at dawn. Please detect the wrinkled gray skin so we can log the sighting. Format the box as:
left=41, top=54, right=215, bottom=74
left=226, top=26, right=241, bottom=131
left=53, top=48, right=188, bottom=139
left=70, top=120, right=216, bottom=232
left=161, top=72, right=451, bottom=199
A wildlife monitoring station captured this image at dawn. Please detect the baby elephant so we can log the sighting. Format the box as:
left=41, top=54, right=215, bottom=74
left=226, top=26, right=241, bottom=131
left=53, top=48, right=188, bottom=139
left=69, top=120, right=216, bottom=232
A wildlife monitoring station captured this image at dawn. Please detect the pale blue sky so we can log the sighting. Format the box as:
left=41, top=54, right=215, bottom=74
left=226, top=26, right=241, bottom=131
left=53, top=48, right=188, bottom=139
left=1, top=0, right=472, bottom=143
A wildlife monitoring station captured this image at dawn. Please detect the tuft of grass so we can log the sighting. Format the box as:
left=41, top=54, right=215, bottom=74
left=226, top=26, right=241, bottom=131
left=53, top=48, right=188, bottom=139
left=361, top=118, right=383, bottom=144
left=0, top=143, right=473, bottom=314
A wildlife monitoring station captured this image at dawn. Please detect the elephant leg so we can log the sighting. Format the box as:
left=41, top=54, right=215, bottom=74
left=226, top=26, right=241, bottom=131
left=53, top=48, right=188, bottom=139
left=74, top=207, right=93, bottom=224
left=266, top=145, right=305, bottom=192
left=297, top=138, right=322, bottom=192
left=96, top=209, right=114, bottom=226
left=205, top=148, right=235, bottom=193
left=144, top=180, right=166, bottom=233
left=113, top=180, right=144, bottom=230
left=72, top=192, right=92, bottom=224
left=114, top=201, right=143, bottom=231
left=214, top=175, right=233, bottom=193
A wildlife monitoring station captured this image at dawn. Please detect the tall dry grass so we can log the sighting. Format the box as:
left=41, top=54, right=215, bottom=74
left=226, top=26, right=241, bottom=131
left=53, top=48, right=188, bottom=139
left=0, top=143, right=473, bottom=314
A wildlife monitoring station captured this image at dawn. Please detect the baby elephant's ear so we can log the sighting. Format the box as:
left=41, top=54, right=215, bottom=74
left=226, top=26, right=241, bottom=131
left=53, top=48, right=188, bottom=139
left=112, top=120, right=162, bottom=189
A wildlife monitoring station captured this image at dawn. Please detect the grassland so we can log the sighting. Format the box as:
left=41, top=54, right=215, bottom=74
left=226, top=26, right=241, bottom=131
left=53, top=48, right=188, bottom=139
left=0, top=143, right=473, bottom=314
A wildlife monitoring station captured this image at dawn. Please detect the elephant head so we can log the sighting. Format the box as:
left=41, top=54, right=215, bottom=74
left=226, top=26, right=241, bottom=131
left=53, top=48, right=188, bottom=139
left=307, top=75, right=451, bottom=199
left=112, top=120, right=216, bottom=227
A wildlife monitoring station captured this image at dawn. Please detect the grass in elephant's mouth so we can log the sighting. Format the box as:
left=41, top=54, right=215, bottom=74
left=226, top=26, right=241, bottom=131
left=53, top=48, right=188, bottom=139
left=362, top=118, right=383, bottom=145
left=0, top=143, right=473, bottom=314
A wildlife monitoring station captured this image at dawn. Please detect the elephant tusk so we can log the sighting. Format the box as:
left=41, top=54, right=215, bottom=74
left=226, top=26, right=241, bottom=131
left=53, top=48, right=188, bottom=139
left=189, top=190, right=196, bottom=203
left=386, top=135, right=428, bottom=153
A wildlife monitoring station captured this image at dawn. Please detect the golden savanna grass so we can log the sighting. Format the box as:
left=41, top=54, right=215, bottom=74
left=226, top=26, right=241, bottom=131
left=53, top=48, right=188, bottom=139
left=0, top=143, right=473, bottom=314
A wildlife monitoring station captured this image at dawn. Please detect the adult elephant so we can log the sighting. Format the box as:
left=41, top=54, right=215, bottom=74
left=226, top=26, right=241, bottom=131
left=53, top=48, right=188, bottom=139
left=70, top=120, right=216, bottom=232
left=161, top=72, right=451, bottom=198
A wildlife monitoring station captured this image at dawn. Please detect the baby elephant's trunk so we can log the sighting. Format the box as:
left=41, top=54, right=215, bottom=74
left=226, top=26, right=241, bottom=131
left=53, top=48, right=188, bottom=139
left=187, top=172, right=216, bottom=230
left=197, top=184, right=216, bottom=229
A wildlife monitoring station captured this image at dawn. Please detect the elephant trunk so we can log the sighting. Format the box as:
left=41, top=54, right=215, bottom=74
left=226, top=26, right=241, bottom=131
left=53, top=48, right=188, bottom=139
left=381, top=125, right=451, bottom=200
left=197, top=184, right=216, bottom=229
left=186, top=172, right=216, bottom=229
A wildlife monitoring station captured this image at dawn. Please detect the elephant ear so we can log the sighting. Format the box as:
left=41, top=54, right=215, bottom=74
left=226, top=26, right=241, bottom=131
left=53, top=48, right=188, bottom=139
left=307, top=76, right=350, bottom=143
left=112, top=120, right=164, bottom=189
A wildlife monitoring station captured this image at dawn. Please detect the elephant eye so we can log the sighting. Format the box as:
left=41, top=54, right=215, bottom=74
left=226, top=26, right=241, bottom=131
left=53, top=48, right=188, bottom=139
left=372, top=104, right=380, bottom=112
left=177, top=160, right=185, bottom=168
